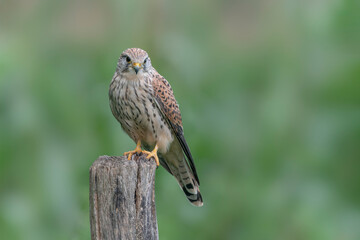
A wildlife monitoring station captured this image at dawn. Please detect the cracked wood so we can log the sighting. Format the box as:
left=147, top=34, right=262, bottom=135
left=89, top=155, right=158, bottom=240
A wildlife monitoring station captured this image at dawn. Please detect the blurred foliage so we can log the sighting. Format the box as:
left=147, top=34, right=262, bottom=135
left=1, top=0, right=360, bottom=239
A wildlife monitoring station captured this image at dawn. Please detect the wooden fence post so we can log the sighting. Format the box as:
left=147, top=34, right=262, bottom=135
left=89, top=155, right=158, bottom=240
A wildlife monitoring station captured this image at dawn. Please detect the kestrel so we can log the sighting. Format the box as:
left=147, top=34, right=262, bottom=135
left=109, top=48, right=203, bottom=206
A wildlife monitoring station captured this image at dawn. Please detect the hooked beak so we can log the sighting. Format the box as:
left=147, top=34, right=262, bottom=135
left=132, top=62, right=141, bottom=74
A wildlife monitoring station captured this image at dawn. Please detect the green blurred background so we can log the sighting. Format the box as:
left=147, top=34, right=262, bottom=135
left=1, top=0, right=360, bottom=239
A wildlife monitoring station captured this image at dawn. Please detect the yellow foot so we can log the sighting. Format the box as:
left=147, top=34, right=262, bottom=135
left=144, top=145, right=159, bottom=167
left=124, top=140, right=142, bottom=160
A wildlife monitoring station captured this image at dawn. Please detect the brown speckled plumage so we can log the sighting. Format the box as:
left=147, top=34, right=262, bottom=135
left=109, top=48, right=202, bottom=206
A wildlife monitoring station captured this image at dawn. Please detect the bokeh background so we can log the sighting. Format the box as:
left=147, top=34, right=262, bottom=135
left=1, top=0, right=359, bottom=239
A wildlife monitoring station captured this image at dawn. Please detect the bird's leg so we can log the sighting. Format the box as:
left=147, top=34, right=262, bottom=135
left=143, top=144, right=160, bottom=167
left=124, top=140, right=142, bottom=160
left=124, top=141, right=159, bottom=166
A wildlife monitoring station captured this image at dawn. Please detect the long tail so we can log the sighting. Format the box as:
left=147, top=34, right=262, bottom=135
left=159, top=143, right=203, bottom=207
left=177, top=160, right=203, bottom=206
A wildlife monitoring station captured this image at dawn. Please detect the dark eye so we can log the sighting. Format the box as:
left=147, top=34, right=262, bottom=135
left=144, top=57, right=148, bottom=64
left=125, top=56, right=131, bottom=63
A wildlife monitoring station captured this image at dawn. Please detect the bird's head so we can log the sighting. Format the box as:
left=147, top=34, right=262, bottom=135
left=117, top=48, right=152, bottom=77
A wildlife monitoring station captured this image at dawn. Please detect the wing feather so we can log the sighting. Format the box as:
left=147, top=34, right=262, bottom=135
left=151, top=71, right=200, bottom=184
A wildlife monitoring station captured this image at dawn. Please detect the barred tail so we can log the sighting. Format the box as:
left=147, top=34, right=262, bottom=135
left=180, top=170, right=203, bottom=207
left=160, top=155, right=203, bottom=207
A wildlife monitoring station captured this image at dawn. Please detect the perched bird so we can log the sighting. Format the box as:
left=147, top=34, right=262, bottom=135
left=109, top=48, right=203, bottom=206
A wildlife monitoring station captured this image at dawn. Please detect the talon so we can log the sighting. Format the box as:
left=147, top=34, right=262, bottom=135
left=145, top=144, right=159, bottom=167
left=124, top=140, right=142, bottom=160
left=124, top=141, right=160, bottom=167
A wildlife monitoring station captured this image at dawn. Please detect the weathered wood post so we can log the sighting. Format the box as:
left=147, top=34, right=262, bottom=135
left=89, top=155, right=158, bottom=240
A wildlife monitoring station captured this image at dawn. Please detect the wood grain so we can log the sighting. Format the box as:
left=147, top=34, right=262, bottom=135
left=89, top=155, right=158, bottom=240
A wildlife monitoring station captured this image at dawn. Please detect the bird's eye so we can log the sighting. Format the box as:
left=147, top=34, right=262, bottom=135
left=144, top=58, right=148, bottom=64
left=125, top=56, right=131, bottom=63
